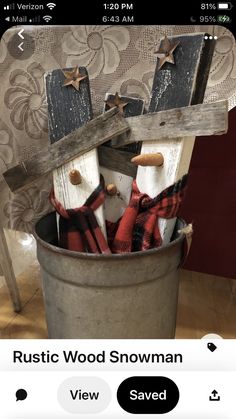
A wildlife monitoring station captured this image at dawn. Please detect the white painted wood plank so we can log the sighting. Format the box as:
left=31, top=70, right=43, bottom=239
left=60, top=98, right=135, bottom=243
left=100, top=167, right=133, bottom=223
left=46, top=67, right=106, bottom=239
left=159, top=136, right=195, bottom=245
left=54, top=150, right=106, bottom=234
left=136, top=33, right=215, bottom=246
left=136, top=135, right=195, bottom=246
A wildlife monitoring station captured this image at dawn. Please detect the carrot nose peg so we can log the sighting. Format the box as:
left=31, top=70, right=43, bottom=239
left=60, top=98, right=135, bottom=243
left=131, top=153, right=164, bottom=167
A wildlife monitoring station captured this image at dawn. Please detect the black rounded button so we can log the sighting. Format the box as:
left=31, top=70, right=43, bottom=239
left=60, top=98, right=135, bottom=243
left=117, top=376, right=179, bottom=414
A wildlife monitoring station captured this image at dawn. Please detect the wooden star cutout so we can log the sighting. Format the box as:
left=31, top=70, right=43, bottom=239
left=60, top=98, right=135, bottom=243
left=105, top=92, right=128, bottom=115
left=62, top=66, right=87, bottom=91
left=155, top=36, right=180, bottom=70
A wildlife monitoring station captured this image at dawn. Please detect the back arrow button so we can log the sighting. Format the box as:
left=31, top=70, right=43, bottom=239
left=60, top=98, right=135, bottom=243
left=18, top=42, right=24, bottom=52
left=18, top=29, right=25, bottom=39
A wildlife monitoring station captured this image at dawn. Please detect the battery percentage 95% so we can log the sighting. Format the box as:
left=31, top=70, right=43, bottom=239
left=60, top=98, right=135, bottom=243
left=200, top=15, right=217, bottom=22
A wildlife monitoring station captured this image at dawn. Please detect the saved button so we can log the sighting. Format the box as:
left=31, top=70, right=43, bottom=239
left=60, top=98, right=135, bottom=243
left=117, top=376, right=179, bottom=414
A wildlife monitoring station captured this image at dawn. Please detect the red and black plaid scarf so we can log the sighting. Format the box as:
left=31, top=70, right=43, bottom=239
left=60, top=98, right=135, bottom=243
left=50, top=177, right=111, bottom=254
left=50, top=174, right=188, bottom=254
left=110, top=174, right=188, bottom=253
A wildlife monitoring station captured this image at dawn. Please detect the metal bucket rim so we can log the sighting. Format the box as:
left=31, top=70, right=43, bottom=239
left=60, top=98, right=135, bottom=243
left=34, top=212, right=186, bottom=261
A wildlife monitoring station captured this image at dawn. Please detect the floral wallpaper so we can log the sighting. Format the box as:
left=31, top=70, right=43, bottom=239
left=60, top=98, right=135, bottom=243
left=0, top=25, right=235, bottom=233
left=4, top=63, right=48, bottom=139
left=62, top=26, right=131, bottom=79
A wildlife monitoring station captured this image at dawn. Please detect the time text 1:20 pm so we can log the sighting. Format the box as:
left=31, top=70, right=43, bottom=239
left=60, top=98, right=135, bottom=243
left=103, top=3, right=133, bottom=9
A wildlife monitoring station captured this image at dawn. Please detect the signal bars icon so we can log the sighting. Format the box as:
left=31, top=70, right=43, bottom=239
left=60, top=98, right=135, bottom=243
left=47, top=2, right=56, bottom=9
left=4, top=3, right=15, bottom=10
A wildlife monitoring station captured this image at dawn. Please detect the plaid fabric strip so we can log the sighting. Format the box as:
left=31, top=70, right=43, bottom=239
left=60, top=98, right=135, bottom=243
left=111, top=174, right=188, bottom=253
left=49, top=178, right=111, bottom=254
left=50, top=174, right=187, bottom=255
left=59, top=216, right=84, bottom=252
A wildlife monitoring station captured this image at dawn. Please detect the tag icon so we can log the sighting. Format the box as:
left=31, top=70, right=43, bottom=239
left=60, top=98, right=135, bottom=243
left=207, top=343, right=217, bottom=352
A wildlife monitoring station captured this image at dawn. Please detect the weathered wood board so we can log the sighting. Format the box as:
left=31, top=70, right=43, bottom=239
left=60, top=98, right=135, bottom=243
left=0, top=226, right=21, bottom=312
left=3, top=107, right=129, bottom=193
left=136, top=33, right=216, bottom=245
left=3, top=100, right=227, bottom=193
left=45, top=67, right=107, bottom=236
left=100, top=94, right=144, bottom=222
left=98, top=146, right=137, bottom=178
left=111, top=101, right=228, bottom=147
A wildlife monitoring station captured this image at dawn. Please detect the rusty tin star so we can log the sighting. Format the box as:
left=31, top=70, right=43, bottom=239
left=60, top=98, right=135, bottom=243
left=62, top=66, right=87, bottom=91
left=155, top=36, right=180, bottom=70
left=105, top=92, right=128, bottom=115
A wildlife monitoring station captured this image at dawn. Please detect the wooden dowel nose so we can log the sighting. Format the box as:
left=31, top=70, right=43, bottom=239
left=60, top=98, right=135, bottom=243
left=69, top=169, right=82, bottom=185
left=106, top=183, right=118, bottom=196
left=131, top=153, right=164, bottom=167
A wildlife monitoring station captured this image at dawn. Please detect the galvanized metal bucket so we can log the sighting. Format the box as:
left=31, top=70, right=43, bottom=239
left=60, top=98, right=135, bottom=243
left=34, top=212, right=186, bottom=339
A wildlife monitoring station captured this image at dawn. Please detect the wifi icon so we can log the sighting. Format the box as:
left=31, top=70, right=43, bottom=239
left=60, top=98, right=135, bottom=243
left=47, top=2, right=56, bottom=9
left=43, top=15, right=52, bottom=22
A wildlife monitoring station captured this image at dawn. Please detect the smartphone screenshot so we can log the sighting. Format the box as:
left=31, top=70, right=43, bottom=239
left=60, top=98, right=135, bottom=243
left=0, top=1, right=235, bottom=417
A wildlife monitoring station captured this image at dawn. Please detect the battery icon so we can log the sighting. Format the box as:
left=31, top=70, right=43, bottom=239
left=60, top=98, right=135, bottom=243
left=217, top=2, right=233, bottom=9
left=217, top=14, right=232, bottom=22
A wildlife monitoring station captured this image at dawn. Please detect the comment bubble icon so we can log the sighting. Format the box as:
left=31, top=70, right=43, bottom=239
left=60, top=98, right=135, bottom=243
left=16, top=389, right=28, bottom=402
